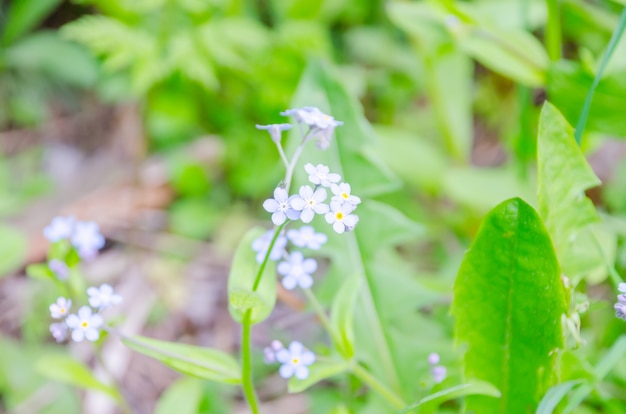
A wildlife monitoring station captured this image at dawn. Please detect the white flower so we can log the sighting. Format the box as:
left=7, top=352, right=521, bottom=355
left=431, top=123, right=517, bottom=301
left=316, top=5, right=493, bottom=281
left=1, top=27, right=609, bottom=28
left=286, top=226, right=327, bottom=250
left=290, top=185, right=330, bottom=223
left=252, top=230, right=288, bottom=264
left=48, top=259, right=69, bottom=280
left=277, top=251, right=317, bottom=290
left=330, top=182, right=361, bottom=207
left=256, top=123, right=292, bottom=143
left=87, top=284, right=123, bottom=310
left=619, top=283, right=626, bottom=293
left=264, top=340, right=285, bottom=364
left=66, top=306, right=103, bottom=342
left=431, top=366, right=447, bottom=384
left=43, top=216, right=75, bottom=242
left=427, top=352, right=440, bottom=365
left=280, top=107, right=319, bottom=124
left=276, top=341, right=315, bottom=379
left=325, top=201, right=359, bottom=234
left=50, top=297, right=72, bottom=319
left=304, top=163, right=341, bottom=187
left=50, top=322, right=68, bottom=342
left=263, top=187, right=300, bottom=225
left=71, top=221, right=105, bottom=259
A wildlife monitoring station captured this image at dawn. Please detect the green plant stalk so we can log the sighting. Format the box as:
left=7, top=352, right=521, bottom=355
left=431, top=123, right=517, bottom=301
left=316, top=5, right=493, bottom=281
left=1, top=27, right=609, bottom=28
left=302, top=288, right=344, bottom=352
left=546, top=0, right=562, bottom=61
left=252, top=222, right=286, bottom=291
left=241, top=311, right=260, bottom=414
left=353, top=364, right=406, bottom=410
left=575, top=8, right=626, bottom=145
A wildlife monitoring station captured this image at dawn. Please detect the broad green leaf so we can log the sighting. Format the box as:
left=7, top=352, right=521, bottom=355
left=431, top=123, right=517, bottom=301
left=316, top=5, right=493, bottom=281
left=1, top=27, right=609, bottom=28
left=399, top=381, right=501, bottom=414
left=537, top=380, right=584, bottom=414
left=288, top=360, right=351, bottom=393
left=0, top=225, right=27, bottom=277
left=228, top=227, right=277, bottom=325
left=36, top=354, right=119, bottom=401
left=537, top=102, right=602, bottom=280
left=1, top=0, right=62, bottom=45
left=453, top=197, right=567, bottom=413
left=155, top=378, right=204, bottom=414
left=330, top=274, right=361, bottom=358
left=122, top=335, right=241, bottom=384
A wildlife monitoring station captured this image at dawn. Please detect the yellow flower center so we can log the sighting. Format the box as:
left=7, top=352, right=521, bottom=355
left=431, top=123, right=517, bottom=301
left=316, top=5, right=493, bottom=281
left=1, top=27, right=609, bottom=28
left=292, top=357, right=299, bottom=364
left=81, top=321, right=89, bottom=328
left=60, top=307, right=66, bottom=313
left=335, top=212, right=343, bottom=220
left=341, top=193, right=349, bottom=199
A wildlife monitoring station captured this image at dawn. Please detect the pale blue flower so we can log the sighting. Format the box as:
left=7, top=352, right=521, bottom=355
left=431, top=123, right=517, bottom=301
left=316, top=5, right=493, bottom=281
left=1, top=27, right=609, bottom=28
left=431, top=366, right=447, bottom=383
left=48, top=259, right=69, bottom=280
left=289, top=185, right=329, bottom=223
left=71, top=221, right=105, bottom=259
left=428, top=353, right=440, bottom=365
left=50, top=322, right=68, bottom=342
left=43, top=216, right=75, bottom=242
left=277, top=251, right=317, bottom=290
left=276, top=341, right=315, bottom=379
left=304, top=163, right=341, bottom=187
left=325, top=201, right=359, bottom=234
left=87, top=284, right=122, bottom=310
left=264, top=340, right=284, bottom=364
left=286, top=226, right=327, bottom=250
left=263, top=187, right=300, bottom=225
left=66, top=306, right=103, bottom=342
left=256, top=123, right=292, bottom=143
left=251, top=230, right=287, bottom=264
left=330, top=182, right=361, bottom=207
left=280, top=107, right=319, bottom=124
left=50, top=297, right=72, bottom=319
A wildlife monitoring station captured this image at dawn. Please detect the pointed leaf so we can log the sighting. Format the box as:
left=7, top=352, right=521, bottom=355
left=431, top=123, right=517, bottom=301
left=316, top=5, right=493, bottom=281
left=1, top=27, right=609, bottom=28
left=399, top=381, right=501, bottom=414
left=537, top=380, right=584, bottom=414
left=453, top=197, right=567, bottom=413
left=228, top=227, right=277, bottom=325
left=330, top=274, right=361, bottom=358
left=122, top=335, right=241, bottom=384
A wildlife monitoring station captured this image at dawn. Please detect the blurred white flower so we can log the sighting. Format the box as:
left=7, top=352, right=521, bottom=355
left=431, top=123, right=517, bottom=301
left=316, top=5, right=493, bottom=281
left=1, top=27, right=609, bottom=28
left=66, top=306, right=103, bottom=342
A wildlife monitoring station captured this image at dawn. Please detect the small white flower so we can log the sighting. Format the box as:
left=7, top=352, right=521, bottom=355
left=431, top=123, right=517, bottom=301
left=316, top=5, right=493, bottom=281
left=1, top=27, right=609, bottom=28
left=277, top=251, right=317, bottom=290
left=276, top=341, right=315, bottom=379
left=431, top=366, right=447, bottom=384
left=71, top=221, right=105, bottom=259
left=50, top=297, right=72, bottom=319
left=66, top=306, right=103, bottom=342
left=48, top=259, right=69, bottom=280
left=263, top=187, right=300, bottom=225
left=43, top=216, right=75, bottom=242
left=619, top=283, right=626, bottom=293
left=264, top=340, right=285, bottom=364
left=87, top=284, right=123, bottom=310
left=256, top=123, right=292, bottom=143
left=290, top=185, right=330, bottom=223
left=280, top=107, right=318, bottom=124
left=427, top=352, right=440, bottom=365
left=50, top=322, right=68, bottom=342
left=252, top=230, right=288, bottom=264
left=286, top=226, right=327, bottom=250
left=325, top=201, right=359, bottom=234
left=304, top=163, right=341, bottom=187
left=330, top=182, right=361, bottom=207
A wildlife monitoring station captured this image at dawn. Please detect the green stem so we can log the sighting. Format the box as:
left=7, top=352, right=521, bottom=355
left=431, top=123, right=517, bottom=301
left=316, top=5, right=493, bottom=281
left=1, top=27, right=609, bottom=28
left=575, top=8, right=626, bottom=145
left=252, top=222, right=286, bottom=292
left=302, top=288, right=343, bottom=349
left=353, top=364, right=406, bottom=410
left=241, top=311, right=260, bottom=414
left=546, top=0, right=562, bottom=61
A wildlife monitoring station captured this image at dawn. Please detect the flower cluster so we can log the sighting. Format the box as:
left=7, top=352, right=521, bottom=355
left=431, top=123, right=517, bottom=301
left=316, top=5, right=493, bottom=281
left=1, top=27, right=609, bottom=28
left=264, top=340, right=316, bottom=380
left=428, top=352, right=447, bottom=384
left=44, top=216, right=106, bottom=260
left=48, top=284, right=122, bottom=343
left=614, top=283, right=626, bottom=321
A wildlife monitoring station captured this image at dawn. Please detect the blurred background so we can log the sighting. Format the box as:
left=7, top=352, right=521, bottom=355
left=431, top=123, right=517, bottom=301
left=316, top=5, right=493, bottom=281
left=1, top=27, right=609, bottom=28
left=2, top=0, right=626, bottom=413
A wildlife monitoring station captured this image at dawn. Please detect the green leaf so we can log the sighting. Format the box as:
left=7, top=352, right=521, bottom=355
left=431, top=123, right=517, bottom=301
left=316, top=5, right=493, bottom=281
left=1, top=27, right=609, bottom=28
left=227, top=227, right=277, bottom=325
left=537, top=102, right=602, bottom=280
left=155, top=378, right=204, bottom=414
left=288, top=359, right=351, bottom=393
left=330, top=274, right=361, bottom=358
left=0, top=225, right=27, bottom=277
left=26, top=263, right=55, bottom=281
left=36, top=354, right=119, bottom=401
left=537, top=380, right=584, bottom=414
left=399, top=381, right=502, bottom=414
left=122, top=335, right=241, bottom=384
left=2, top=0, right=62, bottom=45
left=453, top=197, right=567, bottom=413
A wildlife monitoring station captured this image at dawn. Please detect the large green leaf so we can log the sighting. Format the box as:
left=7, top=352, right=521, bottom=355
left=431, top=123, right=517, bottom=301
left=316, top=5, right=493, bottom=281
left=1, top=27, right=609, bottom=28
left=1, top=0, right=62, bottom=45
left=227, top=227, right=277, bottom=325
left=453, top=197, right=567, bottom=413
left=537, top=102, right=603, bottom=280
left=122, top=335, right=241, bottom=384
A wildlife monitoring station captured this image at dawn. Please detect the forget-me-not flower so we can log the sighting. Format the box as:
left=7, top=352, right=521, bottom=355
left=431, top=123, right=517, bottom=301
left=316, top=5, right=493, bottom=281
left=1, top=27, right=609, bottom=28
left=50, top=297, right=72, bottom=319
left=286, top=226, right=327, bottom=250
left=330, top=183, right=361, bottom=207
left=50, top=322, right=69, bottom=342
left=277, top=251, right=317, bottom=290
left=48, top=259, right=69, bottom=280
left=256, top=123, right=293, bottom=143
left=276, top=341, right=315, bottom=380
left=325, top=201, right=359, bottom=234
left=71, top=221, right=105, bottom=259
left=289, top=185, right=329, bottom=223
left=264, top=340, right=285, bottom=364
left=87, top=284, right=123, bottom=310
left=263, top=187, right=300, bottom=225
left=43, top=216, right=76, bottom=242
left=304, top=163, right=341, bottom=188
left=615, top=283, right=626, bottom=321
left=252, top=230, right=288, bottom=264
left=66, top=306, right=103, bottom=342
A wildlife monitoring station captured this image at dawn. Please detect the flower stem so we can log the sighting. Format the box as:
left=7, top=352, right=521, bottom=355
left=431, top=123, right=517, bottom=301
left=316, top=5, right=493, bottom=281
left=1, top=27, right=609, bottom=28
left=353, top=364, right=406, bottom=410
left=302, top=288, right=343, bottom=349
left=546, top=0, right=562, bottom=61
left=252, top=222, right=286, bottom=292
left=241, top=310, right=260, bottom=414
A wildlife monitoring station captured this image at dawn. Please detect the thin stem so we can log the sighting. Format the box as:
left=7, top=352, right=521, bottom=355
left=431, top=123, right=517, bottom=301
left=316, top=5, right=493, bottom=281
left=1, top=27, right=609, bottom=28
left=575, top=8, right=626, bottom=145
left=252, top=222, right=286, bottom=292
left=275, top=142, right=290, bottom=169
left=241, top=311, right=260, bottom=414
left=302, top=288, right=343, bottom=349
left=284, top=131, right=311, bottom=190
left=546, top=0, right=562, bottom=61
left=353, top=364, right=406, bottom=410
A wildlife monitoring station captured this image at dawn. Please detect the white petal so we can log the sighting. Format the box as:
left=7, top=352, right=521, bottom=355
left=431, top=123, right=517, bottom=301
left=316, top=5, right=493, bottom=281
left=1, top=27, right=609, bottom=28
left=302, top=258, right=318, bottom=273
left=344, top=215, right=358, bottom=227
left=277, top=261, right=290, bottom=276
left=313, top=188, right=327, bottom=202
left=286, top=209, right=301, bottom=220
left=301, top=351, right=316, bottom=365
left=299, top=185, right=314, bottom=199
left=279, top=364, right=295, bottom=378
left=290, top=196, right=305, bottom=210
left=87, top=287, right=99, bottom=296
left=66, top=314, right=80, bottom=328
left=314, top=203, right=329, bottom=214
left=299, top=274, right=314, bottom=289
left=304, top=163, right=316, bottom=175
left=276, top=349, right=290, bottom=363
left=333, top=221, right=345, bottom=234
left=300, top=209, right=314, bottom=223
left=327, top=173, right=341, bottom=183
left=263, top=199, right=279, bottom=213
left=77, top=306, right=92, bottom=319
left=325, top=212, right=334, bottom=224
left=71, top=329, right=85, bottom=342
left=271, top=212, right=286, bottom=225
left=289, top=341, right=304, bottom=355
left=282, top=276, right=297, bottom=290
left=85, top=328, right=100, bottom=342
left=90, top=314, right=103, bottom=328
left=274, top=188, right=288, bottom=202
left=295, top=366, right=309, bottom=380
